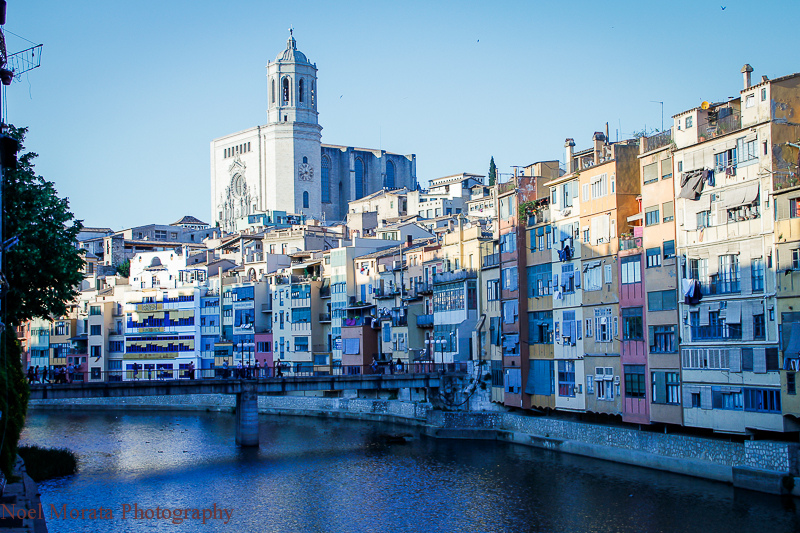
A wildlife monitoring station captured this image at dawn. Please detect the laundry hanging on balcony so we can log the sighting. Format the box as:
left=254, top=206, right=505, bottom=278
left=678, top=170, right=705, bottom=199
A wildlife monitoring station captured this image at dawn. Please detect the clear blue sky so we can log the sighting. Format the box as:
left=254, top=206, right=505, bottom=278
left=7, top=0, right=798, bottom=230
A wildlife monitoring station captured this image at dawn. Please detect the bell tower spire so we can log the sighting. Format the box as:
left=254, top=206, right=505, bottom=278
left=266, top=30, right=318, bottom=126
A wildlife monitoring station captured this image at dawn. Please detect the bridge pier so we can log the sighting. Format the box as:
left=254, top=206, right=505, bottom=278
left=235, top=383, right=259, bottom=447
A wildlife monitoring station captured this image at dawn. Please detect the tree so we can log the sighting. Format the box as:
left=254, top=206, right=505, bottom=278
left=2, top=125, right=85, bottom=327
left=0, top=126, right=83, bottom=478
left=116, top=258, right=130, bottom=278
left=488, top=157, right=497, bottom=186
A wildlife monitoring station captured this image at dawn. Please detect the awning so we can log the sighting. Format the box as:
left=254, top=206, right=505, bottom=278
left=697, top=193, right=712, bottom=211
left=742, top=183, right=760, bottom=204
left=627, top=213, right=643, bottom=223
left=474, top=315, right=486, bottom=333
left=726, top=301, right=742, bottom=324
left=723, top=184, right=759, bottom=208
left=785, top=323, right=800, bottom=358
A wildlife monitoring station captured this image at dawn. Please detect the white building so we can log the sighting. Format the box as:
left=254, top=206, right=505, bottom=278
left=211, top=32, right=416, bottom=232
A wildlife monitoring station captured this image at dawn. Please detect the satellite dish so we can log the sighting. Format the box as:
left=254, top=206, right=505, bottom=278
left=701, top=101, right=710, bottom=110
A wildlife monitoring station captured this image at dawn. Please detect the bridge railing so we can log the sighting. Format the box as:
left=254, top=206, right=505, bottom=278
left=28, top=362, right=469, bottom=385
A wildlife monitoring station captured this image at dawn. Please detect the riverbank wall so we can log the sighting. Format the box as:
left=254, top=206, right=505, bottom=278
left=29, top=395, right=800, bottom=497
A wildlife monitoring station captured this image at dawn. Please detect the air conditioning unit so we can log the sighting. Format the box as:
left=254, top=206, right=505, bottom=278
left=613, top=376, right=620, bottom=384
left=378, top=265, right=386, bottom=272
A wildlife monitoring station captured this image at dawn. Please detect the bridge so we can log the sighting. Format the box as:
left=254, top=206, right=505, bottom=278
left=28, top=366, right=465, bottom=447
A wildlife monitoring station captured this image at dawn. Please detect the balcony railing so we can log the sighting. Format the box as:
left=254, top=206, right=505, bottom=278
left=620, top=237, right=642, bottom=250
left=418, top=283, right=433, bottom=295
left=690, top=323, right=742, bottom=341
left=261, top=302, right=272, bottom=312
left=482, top=253, right=500, bottom=268
left=319, top=313, right=331, bottom=323
left=433, top=270, right=477, bottom=284
left=392, top=316, right=408, bottom=327
left=416, top=314, right=434, bottom=327
left=642, top=130, right=672, bottom=153
left=700, top=113, right=741, bottom=142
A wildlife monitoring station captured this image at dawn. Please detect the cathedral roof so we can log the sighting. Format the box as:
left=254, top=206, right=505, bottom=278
left=275, top=33, right=311, bottom=65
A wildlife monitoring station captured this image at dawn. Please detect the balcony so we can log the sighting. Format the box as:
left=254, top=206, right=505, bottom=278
left=418, top=282, right=433, bottom=295
left=641, top=130, right=672, bottom=153
left=201, top=326, right=220, bottom=335
left=482, top=253, right=500, bottom=268
left=433, top=270, right=477, bottom=284
left=261, top=302, right=273, bottom=312
left=392, top=316, right=408, bottom=327
left=620, top=237, right=642, bottom=251
left=375, top=287, right=399, bottom=299
left=320, top=286, right=331, bottom=298
left=319, top=313, right=331, bottom=323
left=416, top=314, right=434, bottom=328
left=699, top=113, right=741, bottom=142
left=690, top=323, right=742, bottom=341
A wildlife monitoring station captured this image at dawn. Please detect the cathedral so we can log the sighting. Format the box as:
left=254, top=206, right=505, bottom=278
left=210, top=32, right=417, bottom=232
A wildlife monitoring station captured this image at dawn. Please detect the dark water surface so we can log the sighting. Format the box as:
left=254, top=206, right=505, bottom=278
left=20, top=410, right=800, bottom=532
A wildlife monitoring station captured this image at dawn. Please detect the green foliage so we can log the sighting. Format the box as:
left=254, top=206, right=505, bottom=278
left=2, top=125, right=85, bottom=327
left=0, top=331, right=29, bottom=478
left=17, top=445, right=78, bottom=482
left=488, top=156, right=497, bottom=186
left=116, top=259, right=130, bottom=278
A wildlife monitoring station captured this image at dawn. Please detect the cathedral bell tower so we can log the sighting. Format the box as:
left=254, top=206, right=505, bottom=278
left=263, top=30, right=323, bottom=217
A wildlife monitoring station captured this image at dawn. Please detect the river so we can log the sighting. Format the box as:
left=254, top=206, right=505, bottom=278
left=19, top=410, right=800, bottom=532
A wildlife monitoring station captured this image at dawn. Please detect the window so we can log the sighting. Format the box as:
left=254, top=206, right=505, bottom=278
left=691, top=392, right=701, bottom=408
left=652, top=371, right=680, bottom=404
left=154, top=229, right=167, bottom=240
left=90, top=325, right=102, bottom=336
left=794, top=249, right=800, bottom=270
left=743, top=388, right=781, bottom=413
left=663, top=240, right=675, bottom=259
left=788, top=373, right=796, bottom=395
left=737, top=138, right=757, bottom=164
left=697, top=209, right=711, bottom=229
left=558, top=360, right=575, bottom=397
left=528, top=311, right=553, bottom=344
left=661, top=202, right=674, bottom=224
left=646, top=248, right=661, bottom=268
left=500, top=233, right=517, bottom=253
left=355, top=158, right=364, bottom=199
left=751, top=258, right=764, bottom=292
left=321, top=156, right=331, bottom=203
left=745, top=94, right=755, bottom=108
left=644, top=206, right=659, bottom=226
left=761, top=88, right=767, bottom=101
left=303, top=191, right=309, bottom=208
left=527, top=264, right=552, bottom=297
left=595, top=368, right=614, bottom=401
left=282, top=77, right=290, bottom=104
left=622, top=308, right=643, bottom=340
left=624, top=365, right=646, bottom=398
left=502, top=300, right=518, bottom=324
left=591, top=173, right=608, bottom=199
left=714, top=148, right=737, bottom=175
left=650, top=325, right=676, bottom=353
left=689, top=312, right=742, bottom=341
left=712, top=387, right=743, bottom=410
left=584, top=264, right=602, bottom=292
left=108, top=341, right=123, bottom=353
left=717, top=255, right=740, bottom=294
left=89, top=306, right=102, bottom=316
left=753, top=314, right=766, bottom=340
left=385, top=161, right=395, bottom=189
left=621, top=255, right=641, bottom=284
left=647, top=290, right=677, bottom=312
left=594, top=308, right=612, bottom=342
left=792, top=198, right=800, bottom=219
left=643, top=162, right=658, bottom=184
left=294, top=337, right=309, bottom=352
left=501, top=267, right=518, bottom=291
left=560, top=264, right=576, bottom=294
left=685, top=116, right=693, bottom=129
left=487, top=279, right=500, bottom=301
left=661, top=157, right=672, bottom=180
left=689, top=258, right=708, bottom=289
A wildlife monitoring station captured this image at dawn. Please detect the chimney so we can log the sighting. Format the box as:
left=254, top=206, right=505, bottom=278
left=593, top=132, right=606, bottom=165
left=405, top=235, right=412, bottom=248
left=761, top=75, right=769, bottom=83
left=564, top=138, right=575, bottom=173
left=742, top=64, right=753, bottom=90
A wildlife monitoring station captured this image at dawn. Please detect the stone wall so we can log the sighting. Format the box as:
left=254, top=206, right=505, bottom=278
left=29, top=395, right=800, bottom=494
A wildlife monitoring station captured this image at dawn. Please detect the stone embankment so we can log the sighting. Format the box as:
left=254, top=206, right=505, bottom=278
left=0, top=457, right=48, bottom=532
left=30, top=395, right=800, bottom=496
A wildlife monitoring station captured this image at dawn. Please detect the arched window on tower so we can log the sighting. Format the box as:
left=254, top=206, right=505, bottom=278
left=282, top=77, right=290, bottom=105
left=303, top=191, right=309, bottom=209
left=303, top=156, right=308, bottom=164
left=321, top=156, right=330, bottom=203
left=385, top=161, right=395, bottom=190
left=271, top=79, right=275, bottom=104
left=311, top=81, right=315, bottom=107
left=298, top=78, right=304, bottom=104
left=355, top=158, right=364, bottom=199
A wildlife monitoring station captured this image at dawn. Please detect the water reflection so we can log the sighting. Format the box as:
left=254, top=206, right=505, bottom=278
left=21, top=410, right=800, bottom=533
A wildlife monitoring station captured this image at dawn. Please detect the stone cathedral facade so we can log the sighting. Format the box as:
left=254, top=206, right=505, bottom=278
left=210, top=33, right=417, bottom=232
